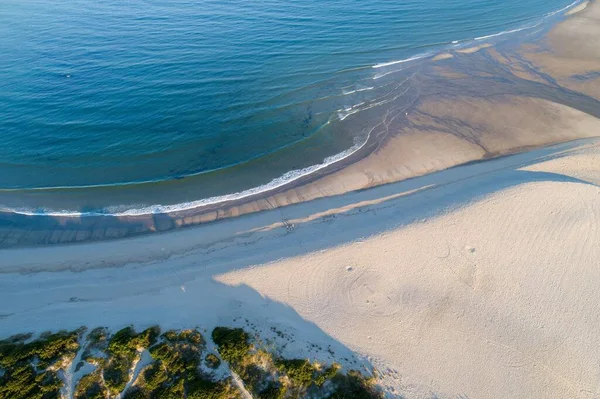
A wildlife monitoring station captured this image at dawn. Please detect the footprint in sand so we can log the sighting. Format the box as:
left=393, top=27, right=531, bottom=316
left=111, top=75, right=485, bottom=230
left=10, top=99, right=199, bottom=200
left=347, top=270, right=399, bottom=317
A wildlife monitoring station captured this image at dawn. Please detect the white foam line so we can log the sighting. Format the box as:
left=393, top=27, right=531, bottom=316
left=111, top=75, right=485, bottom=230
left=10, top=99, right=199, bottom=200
left=342, top=87, right=375, bottom=95
left=0, top=138, right=372, bottom=218
left=473, top=0, right=581, bottom=42
left=3, top=1, right=584, bottom=219
left=372, top=0, right=578, bottom=72
left=474, top=22, right=542, bottom=41
left=373, top=66, right=420, bottom=81
left=546, top=0, right=580, bottom=17
left=373, top=69, right=404, bottom=80
left=372, top=54, right=430, bottom=69
left=340, top=82, right=414, bottom=122
left=338, top=108, right=362, bottom=121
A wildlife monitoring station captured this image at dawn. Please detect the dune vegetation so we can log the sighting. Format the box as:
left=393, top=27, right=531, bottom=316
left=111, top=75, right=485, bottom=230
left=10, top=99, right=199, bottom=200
left=0, top=326, right=381, bottom=399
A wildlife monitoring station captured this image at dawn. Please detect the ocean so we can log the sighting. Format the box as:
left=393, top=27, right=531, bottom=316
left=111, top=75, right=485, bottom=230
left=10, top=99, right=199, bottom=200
left=0, top=0, right=579, bottom=217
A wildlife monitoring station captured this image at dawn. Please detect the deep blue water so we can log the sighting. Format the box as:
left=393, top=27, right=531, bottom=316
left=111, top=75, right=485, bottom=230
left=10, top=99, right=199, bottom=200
left=0, top=0, right=577, bottom=213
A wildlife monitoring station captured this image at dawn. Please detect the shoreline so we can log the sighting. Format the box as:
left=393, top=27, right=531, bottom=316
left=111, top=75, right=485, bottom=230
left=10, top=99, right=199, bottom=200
left=0, top=136, right=598, bottom=397
left=567, top=0, right=589, bottom=14
left=0, top=0, right=599, bottom=249
left=1, top=3, right=599, bottom=397
left=1, top=135, right=597, bottom=273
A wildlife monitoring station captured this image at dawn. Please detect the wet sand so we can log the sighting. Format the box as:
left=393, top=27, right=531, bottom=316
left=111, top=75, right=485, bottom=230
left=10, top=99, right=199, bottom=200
left=567, top=1, right=589, bottom=15
left=1, top=136, right=599, bottom=398
left=0, top=1, right=599, bottom=247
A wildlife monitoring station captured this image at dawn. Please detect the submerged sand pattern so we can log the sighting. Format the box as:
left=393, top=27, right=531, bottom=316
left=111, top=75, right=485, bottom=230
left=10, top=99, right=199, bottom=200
left=1, top=1, right=600, bottom=246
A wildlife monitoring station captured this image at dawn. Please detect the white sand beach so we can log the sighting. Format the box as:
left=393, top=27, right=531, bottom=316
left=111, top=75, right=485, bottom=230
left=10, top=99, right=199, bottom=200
left=219, top=140, right=600, bottom=398
left=1, top=137, right=599, bottom=398
left=567, top=1, right=589, bottom=15
left=1, top=2, right=600, bottom=398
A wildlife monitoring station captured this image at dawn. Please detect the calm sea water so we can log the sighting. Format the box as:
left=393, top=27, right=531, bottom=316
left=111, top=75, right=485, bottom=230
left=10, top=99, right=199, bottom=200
left=0, top=0, right=577, bottom=214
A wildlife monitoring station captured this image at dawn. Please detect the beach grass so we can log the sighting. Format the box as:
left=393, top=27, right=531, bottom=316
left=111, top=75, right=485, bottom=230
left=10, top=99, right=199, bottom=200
left=0, top=326, right=380, bottom=399
left=212, top=326, right=382, bottom=399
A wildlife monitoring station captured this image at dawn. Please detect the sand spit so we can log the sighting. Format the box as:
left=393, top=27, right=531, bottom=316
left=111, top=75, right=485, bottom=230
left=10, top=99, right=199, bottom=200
left=520, top=0, right=600, bottom=99
left=225, top=0, right=600, bottom=228
left=432, top=53, right=454, bottom=61
left=567, top=1, right=589, bottom=15
left=1, top=2, right=600, bottom=246
left=456, top=43, right=493, bottom=54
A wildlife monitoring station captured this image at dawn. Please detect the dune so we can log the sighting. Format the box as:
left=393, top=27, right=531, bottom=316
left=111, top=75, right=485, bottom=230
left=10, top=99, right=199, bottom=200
left=217, top=141, right=600, bottom=398
left=1, top=137, right=599, bottom=398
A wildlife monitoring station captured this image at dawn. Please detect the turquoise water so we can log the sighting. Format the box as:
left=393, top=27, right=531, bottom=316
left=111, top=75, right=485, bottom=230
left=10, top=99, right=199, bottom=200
left=0, top=0, right=578, bottom=214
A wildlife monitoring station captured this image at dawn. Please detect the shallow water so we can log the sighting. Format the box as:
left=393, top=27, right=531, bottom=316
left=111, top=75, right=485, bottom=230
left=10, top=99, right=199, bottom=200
left=0, top=0, right=578, bottom=216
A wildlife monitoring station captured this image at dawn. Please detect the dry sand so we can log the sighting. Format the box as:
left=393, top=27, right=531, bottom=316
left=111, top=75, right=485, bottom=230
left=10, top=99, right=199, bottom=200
left=567, top=1, right=590, bottom=15
left=1, top=138, right=599, bottom=398
left=218, top=142, right=600, bottom=398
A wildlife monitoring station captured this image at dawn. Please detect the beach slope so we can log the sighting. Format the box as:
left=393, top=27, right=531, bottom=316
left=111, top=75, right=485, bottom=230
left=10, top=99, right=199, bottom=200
left=218, top=140, right=600, bottom=398
left=1, top=138, right=599, bottom=398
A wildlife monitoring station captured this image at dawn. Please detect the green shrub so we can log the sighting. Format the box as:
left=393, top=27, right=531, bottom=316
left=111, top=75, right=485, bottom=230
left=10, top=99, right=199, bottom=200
left=151, top=378, right=185, bottom=398
left=315, top=363, right=340, bottom=387
left=107, top=326, right=158, bottom=358
left=103, top=358, right=131, bottom=394
left=186, top=375, right=238, bottom=399
left=138, top=329, right=240, bottom=398
left=327, top=370, right=383, bottom=399
left=87, top=328, right=108, bottom=344
left=257, top=382, right=287, bottom=399
left=178, top=329, right=204, bottom=346
left=0, top=330, right=79, bottom=369
left=103, top=326, right=160, bottom=394
left=0, top=330, right=82, bottom=399
left=3, top=334, right=32, bottom=344
left=107, top=327, right=137, bottom=358
left=205, top=353, right=221, bottom=369
left=74, top=372, right=106, bottom=399
left=149, top=341, right=201, bottom=376
left=1, top=326, right=383, bottom=399
left=237, top=363, right=267, bottom=393
left=122, top=386, right=149, bottom=399
left=275, top=358, right=315, bottom=387
left=211, top=328, right=251, bottom=365
left=135, top=327, right=160, bottom=349
left=142, top=362, right=168, bottom=391
left=0, top=364, right=62, bottom=399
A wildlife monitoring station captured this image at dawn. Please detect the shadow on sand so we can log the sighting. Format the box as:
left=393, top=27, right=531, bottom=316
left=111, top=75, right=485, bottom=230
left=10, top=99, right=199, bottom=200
left=0, top=138, right=597, bottom=398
